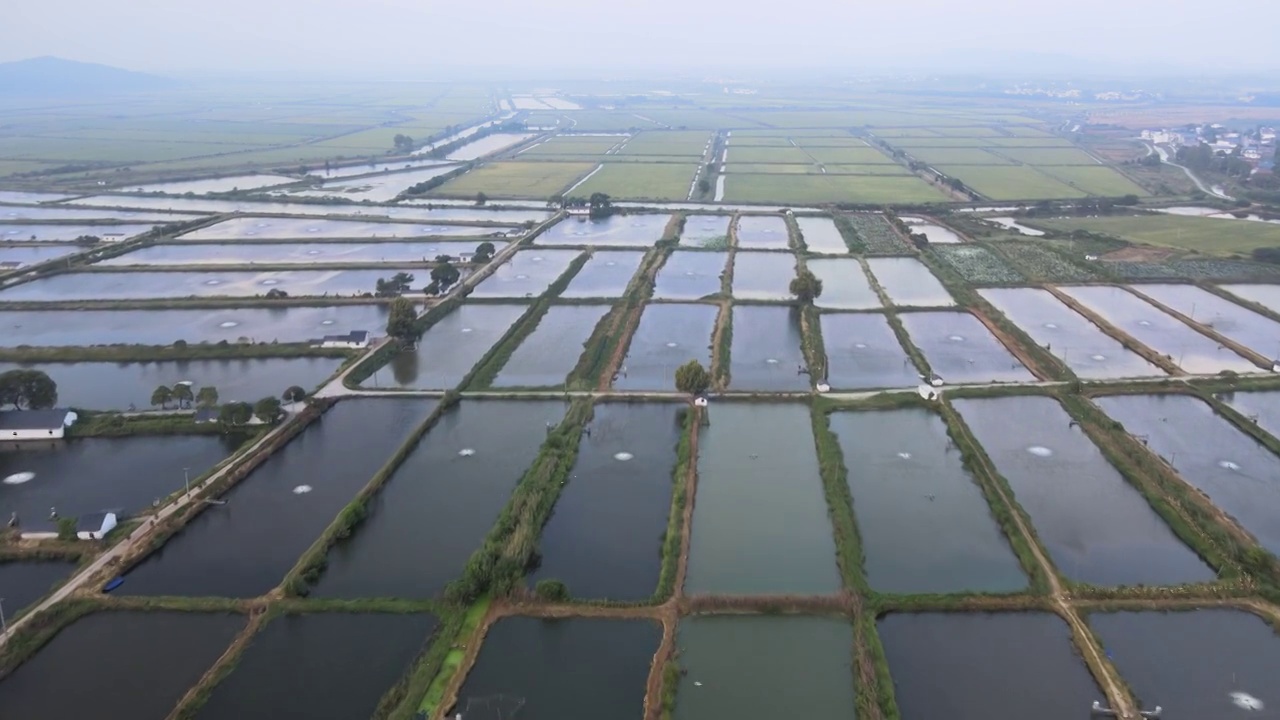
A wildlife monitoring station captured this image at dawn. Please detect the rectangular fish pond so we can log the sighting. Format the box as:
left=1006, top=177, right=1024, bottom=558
left=651, top=251, right=727, bottom=300
left=0, top=268, right=435, bottom=301
left=806, top=257, right=881, bottom=310
left=735, top=214, right=791, bottom=249
left=865, top=257, right=955, bottom=307
left=490, top=305, right=610, bottom=388
left=820, top=312, right=921, bottom=390
left=536, top=213, right=672, bottom=246
left=727, top=305, right=810, bottom=392
left=614, top=303, right=718, bottom=391
left=899, top=311, right=1035, bottom=384
left=558, top=250, right=644, bottom=298
left=469, top=249, right=580, bottom=299
left=795, top=216, right=849, bottom=254
left=100, top=240, right=504, bottom=266
left=730, top=251, right=795, bottom=301
left=380, top=303, right=529, bottom=390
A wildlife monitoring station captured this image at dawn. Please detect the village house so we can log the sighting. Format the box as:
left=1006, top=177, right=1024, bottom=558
left=76, top=511, right=118, bottom=541
left=313, top=330, right=370, bottom=350
left=0, top=408, right=76, bottom=440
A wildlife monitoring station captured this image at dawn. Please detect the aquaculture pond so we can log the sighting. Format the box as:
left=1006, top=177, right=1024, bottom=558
left=866, top=257, right=955, bottom=307
left=453, top=617, right=659, bottom=720
left=491, top=305, right=609, bottom=388
left=953, top=396, right=1214, bottom=586
left=730, top=251, right=795, bottom=300
left=469, top=249, right=579, bottom=298
left=1220, top=283, right=1280, bottom=315
left=0, top=561, right=76, bottom=618
left=0, top=435, right=239, bottom=531
left=912, top=221, right=963, bottom=244
left=0, top=205, right=188, bottom=222
left=727, top=305, right=810, bottom=391
left=686, top=403, right=840, bottom=595
left=0, top=223, right=156, bottom=242
left=558, top=250, right=644, bottom=298
left=1132, top=284, right=1280, bottom=359
left=1059, top=285, right=1257, bottom=374
left=807, top=258, right=881, bottom=310
left=290, top=164, right=463, bottom=202
left=101, top=240, right=501, bottom=266
left=537, top=213, right=671, bottom=246
left=0, top=268, right=432, bottom=301
left=0, top=244, right=82, bottom=267
left=1216, top=389, right=1280, bottom=439
left=795, top=216, right=849, bottom=254
left=383, top=303, right=528, bottom=389
left=735, top=214, right=790, bottom=249
left=674, top=616, right=856, bottom=720
left=680, top=214, right=731, bottom=246
left=651, top=251, right=727, bottom=300
left=528, top=402, right=680, bottom=600
left=312, top=401, right=565, bottom=599
left=126, top=174, right=293, bottom=194
left=0, top=611, right=243, bottom=720
left=900, top=311, right=1036, bottom=384
left=878, top=613, right=1100, bottom=720
left=829, top=409, right=1025, bottom=594
left=0, top=357, right=343, bottom=410
left=195, top=613, right=436, bottom=720
left=0, top=305, right=390, bottom=347
left=614, top=303, right=717, bottom=391
left=820, top=313, right=920, bottom=390
left=1090, top=610, right=1280, bottom=720
left=178, top=217, right=510, bottom=240
left=980, top=288, right=1165, bottom=379
left=120, top=398, right=435, bottom=597
left=1095, top=393, right=1280, bottom=556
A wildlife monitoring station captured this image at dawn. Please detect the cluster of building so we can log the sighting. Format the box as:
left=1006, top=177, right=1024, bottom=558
left=1142, top=125, right=1277, bottom=172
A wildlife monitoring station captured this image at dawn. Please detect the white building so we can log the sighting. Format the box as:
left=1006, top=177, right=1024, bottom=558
left=77, top=512, right=118, bottom=541
left=315, top=330, right=370, bottom=350
left=0, top=409, right=76, bottom=440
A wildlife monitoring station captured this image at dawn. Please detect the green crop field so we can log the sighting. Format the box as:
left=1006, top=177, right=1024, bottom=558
left=429, top=161, right=595, bottom=198
left=617, top=131, right=712, bottom=157
left=722, top=173, right=948, bottom=204
left=517, top=136, right=626, bottom=157
left=927, top=126, right=1007, bottom=137
left=570, top=162, right=697, bottom=200
left=997, top=147, right=1103, bottom=165
left=871, top=128, right=942, bottom=138
left=803, top=146, right=896, bottom=164
left=1034, top=214, right=1280, bottom=255
left=724, top=163, right=910, bottom=176
left=902, top=147, right=1012, bottom=165
left=791, top=137, right=870, bottom=148
left=1037, top=165, right=1149, bottom=196
left=935, top=165, right=1086, bottom=200
left=727, top=146, right=816, bottom=164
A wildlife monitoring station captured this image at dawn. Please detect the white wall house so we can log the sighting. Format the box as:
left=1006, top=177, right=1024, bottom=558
left=316, top=330, right=370, bottom=350
left=77, top=512, right=118, bottom=541
left=0, top=409, right=76, bottom=440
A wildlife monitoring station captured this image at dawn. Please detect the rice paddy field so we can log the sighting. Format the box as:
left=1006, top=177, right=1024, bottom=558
left=5, top=84, right=1280, bottom=720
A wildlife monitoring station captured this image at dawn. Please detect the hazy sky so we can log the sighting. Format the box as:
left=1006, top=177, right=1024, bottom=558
left=5, top=0, right=1279, bottom=77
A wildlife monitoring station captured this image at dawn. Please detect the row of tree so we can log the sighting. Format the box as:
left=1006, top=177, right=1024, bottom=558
left=150, top=384, right=308, bottom=411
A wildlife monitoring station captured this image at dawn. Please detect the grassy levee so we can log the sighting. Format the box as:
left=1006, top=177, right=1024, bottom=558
left=1060, top=390, right=1276, bottom=585
left=653, top=406, right=695, bottom=602
left=1191, top=381, right=1280, bottom=460
left=662, top=213, right=686, bottom=245
left=0, top=342, right=351, bottom=364
left=936, top=400, right=1056, bottom=594
left=800, top=303, right=827, bottom=384
left=402, top=597, right=490, bottom=720
left=658, top=654, right=680, bottom=720
left=565, top=301, right=629, bottom=390
left=832, top=214, right=868, bottom=253
left=69, top=412, right=257, bottom=438
left=462, top=251, right=590, bottom=390
left=1044, top=285, right=1183, bottom=376
left=872, top=594, right=1051, bottom=613
left=808, top=403, right=896, bottom=720
left=711, top=301, right=733, bottom=390
left=577, top=247, right=667, bottom=391
left=785, top=212, right=805, bottom=252
left=1199, top=281, right=1280, bottom=325
left=282, top=393, right=460, bottom=597
left=915, top=248, right=1071, bottom=381
left=444, top=399, right=592, bottom=603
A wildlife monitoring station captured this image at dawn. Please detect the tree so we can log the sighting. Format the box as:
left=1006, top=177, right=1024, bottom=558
left=473, top=241, right=496, bottom=264
left=265, top=288, right=289, bottom=299
left=674, top=359, right=711, bottom=397
left=534, top=579, right=569, bottom=601
left=375, top=271, right=415, bottom=298
left=588, top=192, right=613, bottom=219
left=196, top=386, right=220, bottom=409
left=392, top=133, right=414, bottom=153
left=56, top=516, right=78, bottom=542
left=475, top=192, right=488, bottom=206
left=73, top=234, right=101, bottom=245
left=150, top=385, right=173, bottom=409
left=697, top=178, right=711, bottom=195
left=430, top=258, right=461, bottom=291
left=789, top=269, right=824, bottom=304
left=253, top=396, right=282, bottom=424
left=218, top=401, right=253, bottom=428
left=386, top=296, right=418, bottom=339
left=0, top=369, right=58, bottom=410
left=171, top=383, right=193, bottom=409
left=282, top=385, right=307, bottom=403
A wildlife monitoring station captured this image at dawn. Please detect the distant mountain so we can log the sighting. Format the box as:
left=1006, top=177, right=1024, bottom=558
left=0, top=56, right=176, bottom=95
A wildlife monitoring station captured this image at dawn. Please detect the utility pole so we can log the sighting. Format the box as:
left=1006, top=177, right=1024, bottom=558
left=184, top=467, right=191, bottom=497
left=0, top=597, right=7, bottom=637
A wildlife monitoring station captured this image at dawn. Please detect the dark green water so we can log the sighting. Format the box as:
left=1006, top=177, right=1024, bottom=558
left=728, top=305, right=810, bottom=391
left=0, top=560, right=76, bottom=619
left=312, top=400, right=565, bottom=599
left=953, top=396, right=1214, bottom=586
left=879, top=612, right=1101, bottom=720
left=614, top=303, right=717, bottom=391
left=121, top=398, right=435, bottom=597
left=195, top=613, right=437, bottom=720
left=830, top=409, right=1025, bottom=594
left=821, top=312, right=921, bottom=390
left=685, top=403, right=841, bottom=595
left=492, top=305, right=609, bottom=388
left=674, top=615, right=856, bottom=719
left=1091, top=609, right=1280, bottom=720
left=384, top=303, right=528, bottom=389
left=453, top=617, right=659, bottom=720
left=0, top=610, right=243, bottom=720
left=528, top=402, right=680, bottom=600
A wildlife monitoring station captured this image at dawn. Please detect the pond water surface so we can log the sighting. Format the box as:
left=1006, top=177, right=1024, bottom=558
left=731, top=251, right=795, bottom=300
left=0, top=610, right=243, bottom=720
left=179, top=217, right=510, bottom=241
left=1218, top=283, right=1280, bottom=315
left=807, top=258, right=881, bottom=310
left=101, top=241, right=500, bottom=266
left=821, top=313, right=920, bottom=389
left=1095, top=393, right=1280, bottom=556
left=651, top=252, right=726, bottom=300
left=313, top=401, right=564, bottom=599
left=537, top=213, right=671, bottom=246
left=0, top=268, right=431, bottom=300
left=953, top=396, right=1214, bottom=586
left=728, top=305, right=810, bottom=391
left=1216, top=390, right=1280, bottom=440
left=795, top=216, right=848, bottom=253
left=680, top=214, right=731, bottom=246
left=470, top=249, right=579, bottom=298
left=686, top=403, right=840, bottom=595
left=195, top=613, right=436, bottom=720
left=528, top=403, right=680, bottom=600
left=0, top=223, right=157, bottom=242
left=900, top=311, right=1035, bottom=384
left=121, top=398, right=435, bottom=597
left=492, top=305, right=609, bottom=388
left=614, top=303, right=717, bottom=391
left=383, top=304, right=528, bottom=389
left=830, top=409, right=1025, bottom=594
left=735, top=215, right=790, bottom=249
left=0, top=244, right=82, bottom=267
left=559, top=250, right=644, bottom=298
left=674, top=616, right=856, bottom=720
left=1130, top=284, right=1280, bottom=359
left=454, top=617, right=659, bottom=720
left=0, top=561, right=76, bottom=619
left=866, top=257, right=954, bottom=307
